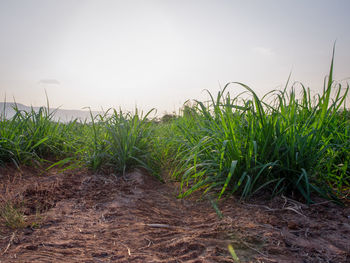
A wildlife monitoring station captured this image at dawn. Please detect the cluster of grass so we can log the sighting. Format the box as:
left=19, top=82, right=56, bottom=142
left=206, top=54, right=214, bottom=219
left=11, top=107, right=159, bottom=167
left=0, top=202, right=26, bottom=229
left=0, top=200, right=44, bottom=230
left=167, top=52, right=349, bottom=203
left=0, top=52, right=349, bottom=204
left=83, top=108, right=158, bottom=176
left=170, top=84, right=349, bottom=203
left=0, top=104, right=82, bottom=167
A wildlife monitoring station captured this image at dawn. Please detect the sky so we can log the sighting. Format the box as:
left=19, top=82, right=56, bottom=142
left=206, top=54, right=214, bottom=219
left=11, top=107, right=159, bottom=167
left=0, top=0, right=349, bottom=114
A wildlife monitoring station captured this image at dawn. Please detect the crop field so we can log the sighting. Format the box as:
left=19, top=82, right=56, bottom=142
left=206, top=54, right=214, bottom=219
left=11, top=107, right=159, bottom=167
left=0, top=57, right=350, bottom=262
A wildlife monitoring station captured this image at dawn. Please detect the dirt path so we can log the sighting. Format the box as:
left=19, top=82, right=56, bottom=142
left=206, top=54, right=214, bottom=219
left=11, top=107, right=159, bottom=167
left=0, top=168, right=350, bottom=262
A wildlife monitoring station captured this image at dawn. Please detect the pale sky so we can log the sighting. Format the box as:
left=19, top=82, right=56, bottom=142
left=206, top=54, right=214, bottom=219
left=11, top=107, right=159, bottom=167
left=0, top=0, right=349, bottom=114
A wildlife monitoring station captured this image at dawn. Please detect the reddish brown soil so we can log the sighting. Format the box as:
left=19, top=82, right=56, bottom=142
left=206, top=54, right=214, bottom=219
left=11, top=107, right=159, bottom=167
left=0, top=167, right=349, bottom=262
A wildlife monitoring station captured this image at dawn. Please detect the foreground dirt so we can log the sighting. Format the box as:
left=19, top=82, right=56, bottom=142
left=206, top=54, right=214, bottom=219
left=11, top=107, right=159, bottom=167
left=0, top=167, right=349, bottom=262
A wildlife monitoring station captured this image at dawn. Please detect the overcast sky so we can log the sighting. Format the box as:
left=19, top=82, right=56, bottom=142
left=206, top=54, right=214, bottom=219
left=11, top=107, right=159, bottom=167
left=0, top=0, right=349, bottom=114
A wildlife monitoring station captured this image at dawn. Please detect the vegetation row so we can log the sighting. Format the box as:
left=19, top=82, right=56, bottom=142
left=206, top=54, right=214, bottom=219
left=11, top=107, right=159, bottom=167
left=0, top=53, right=349, bottom=204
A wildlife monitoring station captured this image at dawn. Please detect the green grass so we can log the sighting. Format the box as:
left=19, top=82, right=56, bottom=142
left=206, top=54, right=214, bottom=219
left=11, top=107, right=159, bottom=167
left=168, top=50, right=349, bottom=203
left=0, top=50, right=349, bottom=204
left=85, top=108, right=157, bottom=175
left=0, top=104, right=81, bottom=167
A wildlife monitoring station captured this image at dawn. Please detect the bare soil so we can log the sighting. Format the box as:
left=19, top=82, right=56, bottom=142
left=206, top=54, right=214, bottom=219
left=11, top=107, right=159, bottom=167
left=0, top=167, right=349, bottom=262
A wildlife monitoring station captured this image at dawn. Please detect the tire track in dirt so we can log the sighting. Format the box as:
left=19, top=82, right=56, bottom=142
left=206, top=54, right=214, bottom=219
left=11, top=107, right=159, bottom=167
left=0, top=170, right=246, bottom=262
left=1, top=168, right=349, bottom=262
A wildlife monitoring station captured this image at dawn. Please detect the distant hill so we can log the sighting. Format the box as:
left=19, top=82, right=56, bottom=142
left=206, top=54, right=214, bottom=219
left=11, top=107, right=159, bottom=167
left=0, top=102, right=101, bottom=122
